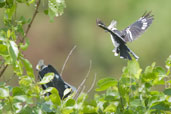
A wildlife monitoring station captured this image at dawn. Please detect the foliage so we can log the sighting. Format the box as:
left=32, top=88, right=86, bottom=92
left=1, top=55, right=171, bottom=113
left=0, top=0, right=171, bottom=114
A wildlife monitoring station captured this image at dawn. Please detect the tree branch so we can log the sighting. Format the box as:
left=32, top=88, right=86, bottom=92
left=60, top=45, right=77, bottom=76
left=0, top=65, right=8, bottom=78
left=21, top=0, right=41, bottom=43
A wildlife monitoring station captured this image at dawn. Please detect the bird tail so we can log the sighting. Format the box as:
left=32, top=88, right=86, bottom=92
left=119, top=44, right=139, bottom=60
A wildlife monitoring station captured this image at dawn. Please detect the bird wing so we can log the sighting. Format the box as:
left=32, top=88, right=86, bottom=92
left=96, top=19, right=126, bottom=42
left=121, top=11, right=154, bottom=42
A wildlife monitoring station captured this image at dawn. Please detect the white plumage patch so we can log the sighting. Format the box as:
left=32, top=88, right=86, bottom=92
left=64, top=84, right=69, bottom=89
left=141, top=18, right=148, bottom=30
left=126, top=28, right=133, bottom=41
left=108, top=20, right=117, bottom=30
left=112, top=49, right=118, bottom=56
left=55, top=74, right=59, bottom=79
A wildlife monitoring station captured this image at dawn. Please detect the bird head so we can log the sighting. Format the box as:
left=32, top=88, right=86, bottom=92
left=36, top=59, right=46, bottom=71
left=96, top=18, right=106, bottom=28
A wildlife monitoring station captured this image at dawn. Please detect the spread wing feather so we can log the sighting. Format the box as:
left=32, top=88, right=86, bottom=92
left=121, top=11, right=154, bottom=42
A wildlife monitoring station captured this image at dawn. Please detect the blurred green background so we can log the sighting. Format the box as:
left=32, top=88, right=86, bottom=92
left=1, top=0, right=171, bottom=91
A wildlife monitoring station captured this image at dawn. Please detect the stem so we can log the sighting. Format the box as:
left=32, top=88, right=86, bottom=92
left=87, top=73, right=96, bottom=93
left=118, top=82, right=124, bottom=111
left=21, top=0, right=41, bottom=43
left=0, top=65, right=8, bottom=78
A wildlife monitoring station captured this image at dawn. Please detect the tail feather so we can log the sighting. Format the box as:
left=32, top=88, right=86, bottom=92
left=118, top=44, right=139, bottom=60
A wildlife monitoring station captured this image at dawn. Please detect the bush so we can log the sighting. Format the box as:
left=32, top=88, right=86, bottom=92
left=0, top=0, right=171, bottom=113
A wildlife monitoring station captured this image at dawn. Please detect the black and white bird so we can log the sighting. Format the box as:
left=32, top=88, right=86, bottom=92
left=36, top=60, right=76, bottom=99
left=97, top=11, right=154, bottom=60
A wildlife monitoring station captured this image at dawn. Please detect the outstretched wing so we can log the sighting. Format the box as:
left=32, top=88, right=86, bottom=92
left=121, top=11, right=154, bottom=42
left=96, top=18, right=126, bottom=42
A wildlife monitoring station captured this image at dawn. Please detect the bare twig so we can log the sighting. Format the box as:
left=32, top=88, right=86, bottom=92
left=21, top=0, right=41, bottom=43
left=60, top=45, right=77, bottom=76
left=87, top=73, right=96, bottom=94
left=73, top=60, right=92, bottom=100
left=80, top=86, right=86, bottom=95
left=0, top=65, right=8, bottom=78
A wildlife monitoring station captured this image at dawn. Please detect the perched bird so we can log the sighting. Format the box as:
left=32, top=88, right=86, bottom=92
left=36, top=60, right=76, bottom=99
left=96, top=11, right=154, bottom=60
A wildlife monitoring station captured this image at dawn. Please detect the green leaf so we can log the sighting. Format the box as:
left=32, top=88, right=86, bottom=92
left=44, top=9, right=48, bottom=15
left=49, top=88, right=61, bottom=106
left=166, top=55, right=171, bottom=69
left=7, top=29, right=10, bottom=38
left=163, top=88, right=171, bottom=96
left=83, top=105, right=96, bottom=113
left=41, top=102, right=53, bottom=112
left=104, top=104, right=116, bottom=112
left=0, top=44, right=8, bottom=55
left=19, top=106, right=33, bottom=114
left=20, top=38, right=30, bottom=51
left=20, top=57, right=34, bottom=78
left=4, top=3, right=16, bottom=21
left=154, top=67, right=166, bottom=77
left=123, top=59, right=142, bottom=79
left=19, top=75, right=33, bottom=87
left=13, top=95, right=32, bottom=104
left=12, top=87, right=25, bottom=96
left=0, top=2, right=5, bottom=8
left=96, top=77, right=117, bottom=91
left=65, top=99, right=75, bottom=106
left=38, top=73, right=54, bottom=84
left=13, top=60, right=23, bottom=76
left=8, top=40, right=19, bottom=64
left=48, top=0, right=66, bottom=21
left=130, top=99, right=142, bottom=107
left=151, top=102, right=170, bottom=111
left=13, top=102, right=22, bottom=113
left=142, top=63, right=157, bottom=82
left=0, top=87, right=9, bottom=99
left=42, top=87, right=53, bottom=95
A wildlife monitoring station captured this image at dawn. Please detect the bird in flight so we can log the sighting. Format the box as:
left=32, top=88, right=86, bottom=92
left=96, top=11, right=154, bottom=60
left=36, top=60, right=76, bottom=99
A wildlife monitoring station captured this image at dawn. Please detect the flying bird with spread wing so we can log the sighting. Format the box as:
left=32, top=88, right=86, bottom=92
left=96, top=11, right=154, bottom=60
